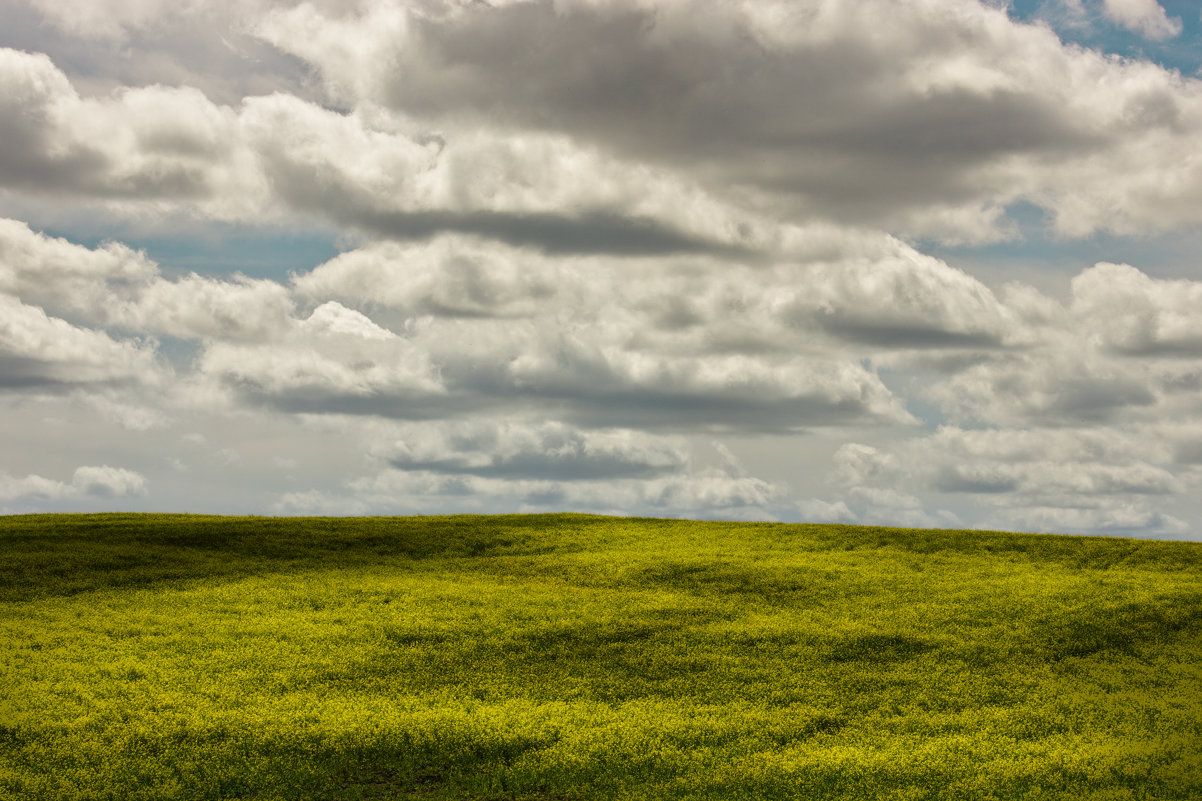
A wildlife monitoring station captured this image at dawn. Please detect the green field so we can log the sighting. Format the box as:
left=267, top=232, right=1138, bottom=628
left=1, top=514, right=1200, bottom=800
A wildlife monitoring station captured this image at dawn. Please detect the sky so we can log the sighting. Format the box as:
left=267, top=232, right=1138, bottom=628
left=2, top=0, right=1202, bottom=539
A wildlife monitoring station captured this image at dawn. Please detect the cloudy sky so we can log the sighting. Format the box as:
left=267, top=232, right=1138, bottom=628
left=2, top=0, right=1202, bottom=538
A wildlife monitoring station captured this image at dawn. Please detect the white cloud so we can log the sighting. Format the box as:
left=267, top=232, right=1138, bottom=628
left=1071, top=262, right=1202, bottom=356
left=0, top=217, right=156, bottom=322
left=795, top=497, right=857, bottom=524
left=121, top=273, right=296, bottom=341
left=197, top=301, right=445, bottom=411
left=0, top=464, right=146, bottom=503
left=829, top=424, right=1192, bottom=537
left=927, top=349, right=1159, bottom=425
left=981, top=503, right=1188, bottom=537
left=6, top=3, right=1202, bottom=246
left=915, top=263, right=1202, bottom=430
left=293, top=236, right=564, bottom=319
left=25, top=0, right=207, bottom=42
left=0, top=292, right=163, bottom=389
left=1102, top=0, right=1182, bottom=40
left=71, top=464, right=147, bottom=496
left=0, top=471, right=71, bottom=502
left=922, top=427, right=1180, bottom=496
left=0, top=48, right=264, bottom=216
left=374, top=419, right=689, bottom=480
left=833, top=443, right=900, bottom=487
left=341, top=463, right=789, bottom=521
left=256, top=0, right=1202, bottom=242
left=0, top=216, right=298, bottom=341
left=2, top=1, right=1202, bottom=537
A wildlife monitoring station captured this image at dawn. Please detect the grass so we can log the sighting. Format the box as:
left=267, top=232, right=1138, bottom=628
left=1, top=513, right=1200, bottom=800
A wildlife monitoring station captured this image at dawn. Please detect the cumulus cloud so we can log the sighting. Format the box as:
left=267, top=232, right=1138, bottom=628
left=291, top=234, right=957, bottom=431
left=1071, top=262, right=1202, bottom=356
left=293, top=237, right=561, bottom=319
left=1101, top=0, right=1182, bottom=40
left=240, top=92, right=760, bottom=256
left=123, top=273, right=295, bottom=341
left=6, top=3, right=1202, bottom=244
left=0, top=464, right=146, bottom=503
left=983, top=503, right=1189, bottom=538
left=831, top=425, right=1192, bottom=536
left=24, top=0, right=212, bottom=43
left=928, top=350, right=1160, bottom=425
left=198, top=301, right=445, bottom=414
left=914, top=263, right=1202, bottom=429
left=0, top=293, right=163, bottom=389
left=2, top=1, right=1202, bottom=538
left=448, top=328, right=912, bottom=431
left=71, top=464, right=147, bottom=496
left=257, top=0, right=1202, bottom=242
left=0, top=217, right=297, bottom=340
left=376, top=420, right=688, bottom=481
left=923, top=427, right=1180, bottom=497
left=0, top=217, right=156, bottom=322
left=0, top=48, right=263, bottom=214
left=336, top=460, right=789, bottom=521
left=267, top=416, right=796, bottom=519
left=291, top=233, right=1010, bottom=431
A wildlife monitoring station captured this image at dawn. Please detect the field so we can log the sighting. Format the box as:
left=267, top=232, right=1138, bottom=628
left=1, top=514, right=1200, bottom=800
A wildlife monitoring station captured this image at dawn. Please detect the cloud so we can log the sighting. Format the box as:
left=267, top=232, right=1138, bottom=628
left=785, top=250, right=1011, bottom=349
left=293, top=237, right=561, bottom=319
left=2, top=219, right=938, bottom=433
left=0, top=217, right=156, bottom=322
left=923, top=427, right=1180, bottom=496
left=24, top=0, right=209, bottom=43
left=913, top=263, right=1202, bottom=428
left=1071, top=262, right=1202, bottom=356
left=240, top=92, right=759, bottom=256
left=292, top=233, right=1010, bottom=431
left=8, top=4, right=1202, bottom=247
left=0, top=464, right=146, bottom=503
left=0, top=216, right=300, bottom=341
left=376, top=420, right=688, bottom=481
left=981, top=503, right=1188, bottom=538
left=258, top=0, right=1202, bottom=242
left=0, top=293, right=163, bottom=390
left=449, top=331, right=913, bottom=431
left=269, top=417, right=795, bottom=520
left=292, top=234, right=957, bottom=431
left=71, top=464, right=147, bottom=496
left=928, top=350, right=1159, bottom=425
left=1101, top=0, right=1182, bottom=40
left=123, top=273, right=295, bottom=341
left=339, top=462, right=789, bottom=521
left=0, top=471, right=71, bottom=502
left=830, top=425, right=1190, bottom=536
left=2, top=1, right=1202, bottom=537
left=197, top=300, right=446, bottom=414
left=0, top=48, right=262, bottom=213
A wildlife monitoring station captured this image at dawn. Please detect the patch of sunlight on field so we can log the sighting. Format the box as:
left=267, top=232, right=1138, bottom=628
left=1, top=514, right=1200, bottom=799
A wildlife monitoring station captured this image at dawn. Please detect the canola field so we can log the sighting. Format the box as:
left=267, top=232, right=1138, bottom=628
left=1, top=513, right=1200, bottom=800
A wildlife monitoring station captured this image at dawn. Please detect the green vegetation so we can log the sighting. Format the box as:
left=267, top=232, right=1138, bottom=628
left=1, top=513, right=1200, bottom=800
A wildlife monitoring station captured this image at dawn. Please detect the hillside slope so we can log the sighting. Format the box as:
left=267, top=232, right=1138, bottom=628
left=2, top=514, right=1200, bottom=800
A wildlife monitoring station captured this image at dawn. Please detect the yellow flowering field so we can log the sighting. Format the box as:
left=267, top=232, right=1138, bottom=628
left=1, top=514, right=1199, bottom=800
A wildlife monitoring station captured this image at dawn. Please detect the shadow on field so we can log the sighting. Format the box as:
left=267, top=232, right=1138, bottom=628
left=1037, top=593, right=1202, bottom=660
left=631, top=561, right=840, bottom=606
left=2, top=513, right=1199, bottom=605
left=825, top=633, right=936, bottom=663
left=0, top=513, right=573, bottom=603
left=358, top=607, right=734, bottom=703
left=2, top=722, right=571, bottom=801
